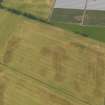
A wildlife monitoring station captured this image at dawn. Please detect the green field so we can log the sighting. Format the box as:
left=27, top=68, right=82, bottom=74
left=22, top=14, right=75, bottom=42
left=51, top=8, right=105, bottom=25
left=0, top=1, right=105, bottom=105
left=51, top=8, right=105, bottom=43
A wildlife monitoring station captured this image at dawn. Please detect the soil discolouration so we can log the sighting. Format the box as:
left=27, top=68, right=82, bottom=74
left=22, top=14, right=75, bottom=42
left=40, top=45, right=68, bottom=82
left=3, top=36, right=21, bottom=64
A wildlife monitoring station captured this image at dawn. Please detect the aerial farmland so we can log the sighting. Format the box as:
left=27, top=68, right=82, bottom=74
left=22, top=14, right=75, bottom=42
left=0, top=0, right=105, bottom=105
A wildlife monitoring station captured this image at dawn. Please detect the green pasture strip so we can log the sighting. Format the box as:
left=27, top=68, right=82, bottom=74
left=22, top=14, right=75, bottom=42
left=51, top=8, right=105, bottom=25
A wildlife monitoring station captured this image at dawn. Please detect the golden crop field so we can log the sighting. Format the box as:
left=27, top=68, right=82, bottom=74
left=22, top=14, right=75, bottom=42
left=0, top=0, right=105, bottom=105
left=2, top=0, right=53, bottom=19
